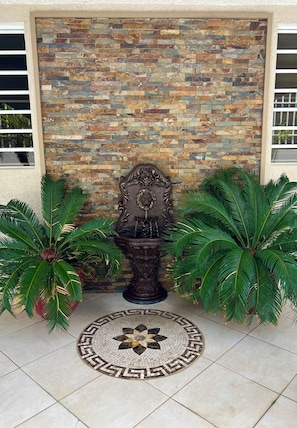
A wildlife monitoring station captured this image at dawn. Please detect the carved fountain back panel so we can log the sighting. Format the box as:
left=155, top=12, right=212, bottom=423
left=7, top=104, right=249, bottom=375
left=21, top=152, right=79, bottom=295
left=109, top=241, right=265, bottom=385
left=116, top=164, right=173, bottom=238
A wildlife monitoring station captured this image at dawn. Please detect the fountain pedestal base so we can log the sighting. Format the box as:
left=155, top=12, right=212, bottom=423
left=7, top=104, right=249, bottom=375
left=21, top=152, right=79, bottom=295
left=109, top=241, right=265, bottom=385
left=116, top=237, right=167, bottom=304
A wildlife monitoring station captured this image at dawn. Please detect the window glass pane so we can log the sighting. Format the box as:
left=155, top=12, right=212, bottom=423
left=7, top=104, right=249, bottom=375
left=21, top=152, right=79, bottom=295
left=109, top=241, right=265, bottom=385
left=0, top=112, right=31, bottom=129
left=0, top=95, right=30, bottom=110
left=0, top=75, right=28, bottom=91
left=0, top=34, right=25, bottom=50
left=0, top=55, right=27, bottom=70
left=274, top=92, right=297, bottom=108
left=272, top=148, right=297, bottom=162
left=276, top=54, right=297, bottom=69
left=0, top=133, right=33, bottom=148
left=275, top=73, right=297, bottom=88
left=0, top=151, right=34, bottom=166
left=278, top=33, right=297, bottom=50
left=273, top=128, right=297, bottom=144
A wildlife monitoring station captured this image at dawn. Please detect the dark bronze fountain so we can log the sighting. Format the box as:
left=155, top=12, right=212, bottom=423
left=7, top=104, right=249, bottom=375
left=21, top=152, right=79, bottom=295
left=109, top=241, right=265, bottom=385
left=116, top=164, right=173, bottom=304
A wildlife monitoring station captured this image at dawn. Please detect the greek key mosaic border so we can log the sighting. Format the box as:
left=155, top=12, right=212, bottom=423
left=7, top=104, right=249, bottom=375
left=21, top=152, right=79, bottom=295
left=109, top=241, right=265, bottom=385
left=77, top=309, right=204, bottom=380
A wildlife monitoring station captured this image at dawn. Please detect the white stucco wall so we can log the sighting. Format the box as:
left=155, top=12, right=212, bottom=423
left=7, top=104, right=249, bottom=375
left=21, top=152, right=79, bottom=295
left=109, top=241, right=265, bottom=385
left=0, top=1, right=296, bottom=213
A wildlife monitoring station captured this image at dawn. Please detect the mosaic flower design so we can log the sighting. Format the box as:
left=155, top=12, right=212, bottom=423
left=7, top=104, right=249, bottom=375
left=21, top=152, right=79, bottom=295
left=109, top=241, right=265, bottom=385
left=113, top=323, right=167, bottom=355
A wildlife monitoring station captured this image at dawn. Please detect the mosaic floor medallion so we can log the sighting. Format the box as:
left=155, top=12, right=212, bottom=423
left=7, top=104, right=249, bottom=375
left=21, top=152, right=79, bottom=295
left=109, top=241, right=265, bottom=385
left=77, top=309, right=205, bottom=380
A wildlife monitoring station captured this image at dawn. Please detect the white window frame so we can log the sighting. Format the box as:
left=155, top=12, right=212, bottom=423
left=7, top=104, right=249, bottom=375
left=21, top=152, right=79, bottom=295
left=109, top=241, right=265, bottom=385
left=0, top=23, right=34, bottom=167
left=272, top=25, right=297, bottom=163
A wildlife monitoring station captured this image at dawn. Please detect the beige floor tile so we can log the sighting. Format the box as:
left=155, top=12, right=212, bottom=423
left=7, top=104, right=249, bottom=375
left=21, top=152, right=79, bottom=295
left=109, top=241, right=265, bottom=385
left=254, top=396, right=297, bottom=428
left=136, top=398, right=216, bottom=427
left=280, top=301, right=297, bottom=321
left=96, top=291, right=200, bottom=315
left=201, top=310, right=260, bottom=333
left=0, top=370, right=55, bottom=428
left=61, top=375, right=168, bottom=428
left=146, top=356, right=212, bottom=396
left=0, top=322, right=75, bottom=366
left=96, top=292, right=140, bottom=311
left=82, top=292, right=105, bottom=301
left=0, top=310, right=41, bottom=338
left=173, top=364, right=278, bottom=428
left=159, top=292, right=205, bottom=317
left=0, top=350, right=17, bottom=377
left=218, top=336, right=297, bottom=392
left=283, top=374, right=297, bottom=402
left=16, top=403, right=84, bottom=428
left=250, top=315, right=297, bottom=354
left=191, top=315, right=245, bottom=361
left=23, top=342, right=101, bottom=400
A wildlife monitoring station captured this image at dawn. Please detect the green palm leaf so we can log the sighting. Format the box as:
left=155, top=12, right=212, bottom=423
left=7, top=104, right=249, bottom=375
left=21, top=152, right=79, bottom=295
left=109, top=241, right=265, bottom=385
left=59, top=217, right=117, bottom=248
left=218, top=249, right=255, bottom=323
left=0, top=238, right=31, bottom=261
left=45, top=292, right=73, bottom=332
left=198, top=254, right=225, bottom=313
left=4, top=199, right=45, bottom=249
left=164, top=219, right=204, bottom=257
left=41, top=174, right=66, bottom=245
left=0, top=257, right=32, bottom=313
left=204, top=174, right=250, bottom=244
left=256, top=249, right=297, bottom=289
left=253, top=258, right=283, bottom=325
left=180, top=192, right=244, bottom=246
left=255, top=180, right=297, bottom=247
left=66, top=240, right=123, bottom=275
left=53, top=186, right=88, bottom=242
left=0, top=217, right=39, bottom=252
left=19, top=259, right=51, bottom=317
left=52, top=260, right=82, bottom=302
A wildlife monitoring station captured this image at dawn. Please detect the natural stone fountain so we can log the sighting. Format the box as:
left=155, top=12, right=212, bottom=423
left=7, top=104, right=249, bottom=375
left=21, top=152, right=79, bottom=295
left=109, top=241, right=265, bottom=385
left=116, top=164, right=173, bottom=304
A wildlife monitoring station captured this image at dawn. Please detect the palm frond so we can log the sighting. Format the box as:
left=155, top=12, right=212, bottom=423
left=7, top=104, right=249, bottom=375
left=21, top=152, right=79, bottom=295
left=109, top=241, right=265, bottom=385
left=204, top=174, right=250, bottom=244
left=18, top=259, right=51, bottom=317
left=44, top=292, right=73, bottom=332
left=66, top=240, right=123, bottom=275
left=41, top=174, right=66, bottom=245
left=4, top=200, right=45, bottom=248
left=53, top=186, right=88, bottom=242
left=0, top=238, right=31, bottom=261
left=59, top=217, right=117, bottom=249
left=256, top=249, right=297, bottom=290
left=164, top=219, right=204, bottom=257
left=0, top=257, right=39, bottom=314
left=52, top=260, right=82, bottom=302
left=218, top=249, right=255, bottom=323
left=0, top=216, right=40, bottom=252
left=179, top=191, right=245, bottom=246
left=264, top=173, right=290, bottom=205
left=253, top=258, right=283, bottom=325
left=238, top=170, right=269, bottom=248
left=272, top=181, right=297, bottom=213
left=198, top=253, right=225, bottom=313
left=256, top=179, right=297, bottom=247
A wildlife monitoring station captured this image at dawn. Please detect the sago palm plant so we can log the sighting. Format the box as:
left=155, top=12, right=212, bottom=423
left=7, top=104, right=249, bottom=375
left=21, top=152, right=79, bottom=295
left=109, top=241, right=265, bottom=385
left=165, top=167, right=297, bottom=325
left=0, top=175, right=122, bottom=331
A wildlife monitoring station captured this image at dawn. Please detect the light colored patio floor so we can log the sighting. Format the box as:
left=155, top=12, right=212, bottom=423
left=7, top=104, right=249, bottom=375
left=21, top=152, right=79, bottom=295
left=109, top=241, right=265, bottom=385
left=0, top=291, right=296, bottom=428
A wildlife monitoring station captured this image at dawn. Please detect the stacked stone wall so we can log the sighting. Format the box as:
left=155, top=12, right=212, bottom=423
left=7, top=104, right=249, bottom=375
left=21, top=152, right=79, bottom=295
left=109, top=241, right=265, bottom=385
left=36, top=17, right=267, bottom=291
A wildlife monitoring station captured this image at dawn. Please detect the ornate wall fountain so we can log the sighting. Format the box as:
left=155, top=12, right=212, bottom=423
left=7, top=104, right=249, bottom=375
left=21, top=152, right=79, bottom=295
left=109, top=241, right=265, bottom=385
left=116, top=164, right=173, bottom=303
